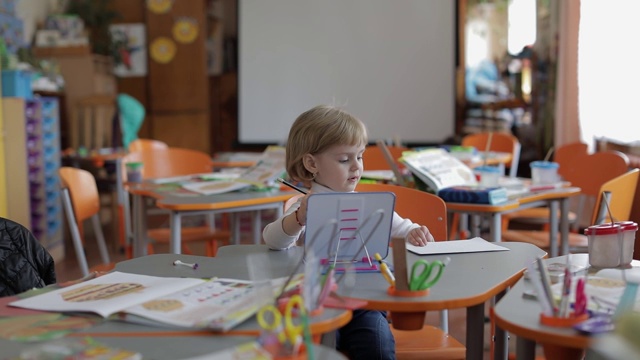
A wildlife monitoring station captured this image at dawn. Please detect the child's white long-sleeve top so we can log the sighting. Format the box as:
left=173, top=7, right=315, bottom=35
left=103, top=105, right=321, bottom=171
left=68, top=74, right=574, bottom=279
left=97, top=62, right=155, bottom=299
left=262, top=182, right=422, bottom=250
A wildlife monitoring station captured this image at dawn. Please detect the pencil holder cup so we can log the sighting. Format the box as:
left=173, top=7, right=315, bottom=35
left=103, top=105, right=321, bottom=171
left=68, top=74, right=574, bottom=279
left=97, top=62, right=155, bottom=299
left=585, top=221, right=637, bottom=268
left=475, top=165, right=501, bottom=187
left=264, top=343, right=307, bottom=360
left=389, top=311, right=427, bottom=331
left=539, top=312, right=589, bottom=327
left=387, top=286, right=429, bottom=298
left=125, top=162, right=144, bottom=183
left=530, top=161, right=559, bottom=185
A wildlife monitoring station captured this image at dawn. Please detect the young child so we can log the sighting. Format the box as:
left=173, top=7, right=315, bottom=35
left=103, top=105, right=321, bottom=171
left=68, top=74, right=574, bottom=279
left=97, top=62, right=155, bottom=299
left=263, top=105, right=434, bottom=359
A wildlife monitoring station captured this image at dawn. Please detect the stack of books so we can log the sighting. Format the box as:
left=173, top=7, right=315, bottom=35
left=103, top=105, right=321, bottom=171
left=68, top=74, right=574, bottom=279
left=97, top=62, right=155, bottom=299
left=437, top=186, right=508, bottom=205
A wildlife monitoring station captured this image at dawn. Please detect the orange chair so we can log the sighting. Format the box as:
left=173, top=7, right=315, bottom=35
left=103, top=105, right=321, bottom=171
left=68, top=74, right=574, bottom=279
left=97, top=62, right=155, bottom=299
left=364, top=143, right=409, bottom=171
left=120, top=147, right=231, bottom=257
left=502, top=169, right=639, bottom=252
left=355, top=183, right=465, bottom=360
left=59, top=167, right=115, bottom=277
left=504, top=150, right=629, bottom=235
left=356, top=183, right=447, bottom=240
left=461, top=131, right=521, bottom=177
left=128, top=138, right=169, bottom=152
left=502, top=142, right=590, bottom=231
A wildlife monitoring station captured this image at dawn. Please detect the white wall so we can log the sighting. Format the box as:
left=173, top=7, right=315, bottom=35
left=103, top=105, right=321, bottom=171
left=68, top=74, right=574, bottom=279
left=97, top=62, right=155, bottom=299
left=238, top=0, right=456, bottom=145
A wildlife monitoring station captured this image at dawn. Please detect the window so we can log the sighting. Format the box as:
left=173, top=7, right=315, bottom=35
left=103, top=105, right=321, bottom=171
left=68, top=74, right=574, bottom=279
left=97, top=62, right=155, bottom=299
left=579, top=1, right=640, bottom=147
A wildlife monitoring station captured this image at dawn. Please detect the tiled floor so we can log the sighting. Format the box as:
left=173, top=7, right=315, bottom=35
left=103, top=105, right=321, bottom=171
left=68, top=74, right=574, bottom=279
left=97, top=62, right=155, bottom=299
left=54, top=213, right=530, bottom=360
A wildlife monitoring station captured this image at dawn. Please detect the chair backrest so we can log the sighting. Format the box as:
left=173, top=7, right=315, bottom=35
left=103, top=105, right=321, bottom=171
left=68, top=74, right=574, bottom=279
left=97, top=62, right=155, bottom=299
left=461, top=132, right=521, bottom=177
left=364, top=143, right=409, bottom=171
left=554, top=142, right=589, bottom=180
left=128, top=138, right=169, bottom=153
left=592, top=169, right=639, bottom=225
left=59, top=167, right=101, bottom=223
left=356, top=183, right=448, bottom=241
left=59, top=167, right=111, bottom=277
left=71, top=94, right=118, bottom=150
left=562, top=151, right=629, bottom=197
left=122, top=147, right=213, bottom=179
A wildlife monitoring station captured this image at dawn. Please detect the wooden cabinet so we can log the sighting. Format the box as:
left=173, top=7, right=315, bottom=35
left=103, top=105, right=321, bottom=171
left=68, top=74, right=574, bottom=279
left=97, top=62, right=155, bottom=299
left=112, top=0, right=211, bottom=153
left=145, top=0, right=210, bottom=153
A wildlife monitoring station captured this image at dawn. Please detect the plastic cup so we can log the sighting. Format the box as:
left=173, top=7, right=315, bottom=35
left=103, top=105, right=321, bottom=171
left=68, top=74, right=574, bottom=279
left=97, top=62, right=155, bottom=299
left=530, top=161, right=559, bottom=185
left=125, top=162, right=144, bottom=183
left=475, top=165, right=501, bottom=187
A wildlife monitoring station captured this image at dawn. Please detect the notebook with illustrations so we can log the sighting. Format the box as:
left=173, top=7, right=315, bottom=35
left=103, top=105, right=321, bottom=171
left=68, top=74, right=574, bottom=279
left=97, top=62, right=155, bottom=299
left=304, top=192, right=396, bottom=271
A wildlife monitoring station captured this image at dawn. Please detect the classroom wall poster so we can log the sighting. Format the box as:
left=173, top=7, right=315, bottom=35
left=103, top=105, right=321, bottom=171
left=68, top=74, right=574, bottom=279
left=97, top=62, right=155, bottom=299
left=109, top=23, right=148, bottom=77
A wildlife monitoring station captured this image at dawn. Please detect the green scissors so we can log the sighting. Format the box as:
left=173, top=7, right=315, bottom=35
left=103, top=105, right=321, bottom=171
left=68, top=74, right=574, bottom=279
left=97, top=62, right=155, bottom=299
left=409, top=259, right=445, bottom=291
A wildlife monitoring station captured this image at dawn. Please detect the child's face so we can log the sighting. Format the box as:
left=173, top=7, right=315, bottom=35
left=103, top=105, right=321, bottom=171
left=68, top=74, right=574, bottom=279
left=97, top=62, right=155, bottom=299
left=310, top=143, right=365, bottom=192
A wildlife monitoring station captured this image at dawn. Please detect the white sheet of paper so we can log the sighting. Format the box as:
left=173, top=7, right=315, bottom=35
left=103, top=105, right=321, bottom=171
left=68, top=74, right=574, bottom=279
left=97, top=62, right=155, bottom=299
left=361, top=170, right=395, bottom=181
left=406, top=237, right=510, bottom=255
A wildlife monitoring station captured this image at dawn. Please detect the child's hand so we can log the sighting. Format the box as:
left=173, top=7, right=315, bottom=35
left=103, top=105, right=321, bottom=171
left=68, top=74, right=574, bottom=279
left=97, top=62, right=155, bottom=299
left=295, top=194, right=311, bottom=225
left=406, top=226, right=434, bottom=246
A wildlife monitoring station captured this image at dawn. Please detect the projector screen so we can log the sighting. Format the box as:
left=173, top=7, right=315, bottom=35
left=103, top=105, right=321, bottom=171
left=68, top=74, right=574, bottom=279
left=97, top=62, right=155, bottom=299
left=239, top=0, right=455, bottom=145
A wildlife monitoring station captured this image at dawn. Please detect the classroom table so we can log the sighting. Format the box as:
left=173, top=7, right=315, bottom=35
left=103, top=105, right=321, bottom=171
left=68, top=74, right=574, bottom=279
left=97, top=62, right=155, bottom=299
left=207, top=242, right=546, bottom=360
left=493, top=254, right=640, bottom=360
left=445, top=186, right=580, bottom=258
left=0, top=253, right=352, bottom=360
left=127, top=182, right=296, bottom=256
left=0, top=331, right=346, bottom=359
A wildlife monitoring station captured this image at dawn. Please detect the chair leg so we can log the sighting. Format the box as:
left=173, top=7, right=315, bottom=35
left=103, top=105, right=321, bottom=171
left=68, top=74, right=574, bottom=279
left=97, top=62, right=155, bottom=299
left=449, top=214, right=459, bottom=240
left=91, top=214, right=111, bottom=265
left=181, top=244, right=194, bottom=255
left=439, top=309, right=449, bottom=333
left=206, top=240, right=219, bottom=257
left=61, top=188, right=90, bottom=277
left=450, top=214, right=470, bottom=240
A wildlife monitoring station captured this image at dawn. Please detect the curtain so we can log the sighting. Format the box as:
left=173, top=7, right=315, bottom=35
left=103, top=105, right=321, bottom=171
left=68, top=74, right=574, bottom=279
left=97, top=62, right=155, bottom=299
left=553, top=0, right=581, bottom=148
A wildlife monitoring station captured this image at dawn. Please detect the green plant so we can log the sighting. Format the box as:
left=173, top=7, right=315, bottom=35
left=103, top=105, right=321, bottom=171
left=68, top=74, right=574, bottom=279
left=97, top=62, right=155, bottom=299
left=65, top=0, right=120, bottom=55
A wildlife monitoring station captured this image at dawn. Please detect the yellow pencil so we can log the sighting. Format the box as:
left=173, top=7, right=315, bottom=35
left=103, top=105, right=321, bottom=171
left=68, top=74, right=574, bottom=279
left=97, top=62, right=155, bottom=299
left=374, top=253, right=395, bottom=287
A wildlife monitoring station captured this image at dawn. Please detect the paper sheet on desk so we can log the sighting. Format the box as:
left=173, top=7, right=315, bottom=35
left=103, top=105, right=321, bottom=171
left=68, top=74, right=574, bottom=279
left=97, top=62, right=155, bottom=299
left=181, top=180, right=251, bottom=195
left=148, top=172, right=241, bottom=184
left=361, top=170, right=395, bottom=181
left=406, top=237, right=510, bottom=255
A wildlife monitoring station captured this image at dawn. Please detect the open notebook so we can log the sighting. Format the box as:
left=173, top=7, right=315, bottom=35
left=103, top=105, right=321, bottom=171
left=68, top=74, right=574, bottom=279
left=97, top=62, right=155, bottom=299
left=9, top=272, right=290, bottom=331
left=166, top=146, right=286, bottom=195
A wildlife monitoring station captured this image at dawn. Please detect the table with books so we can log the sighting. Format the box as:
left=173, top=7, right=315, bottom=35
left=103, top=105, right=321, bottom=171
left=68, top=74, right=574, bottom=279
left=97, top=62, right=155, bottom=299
left=400, top=148, right=581, bottom=258
left=2, top=250, right=353, bottom=359
left=126, top=146, right=298, bottom=256
left=443, top=184, right=580, bottom=258
left=129, top=182, right=296, bottom=256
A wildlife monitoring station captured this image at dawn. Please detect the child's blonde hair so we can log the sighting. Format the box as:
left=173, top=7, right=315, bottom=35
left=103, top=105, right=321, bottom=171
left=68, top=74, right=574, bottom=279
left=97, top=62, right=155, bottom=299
left=286, top=105, right=367, bottom=184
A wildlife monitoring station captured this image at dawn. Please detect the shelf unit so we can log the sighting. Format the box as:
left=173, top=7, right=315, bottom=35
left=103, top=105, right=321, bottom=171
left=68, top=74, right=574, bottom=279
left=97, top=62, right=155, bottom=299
left=1, top=97, right=64, bottom=261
